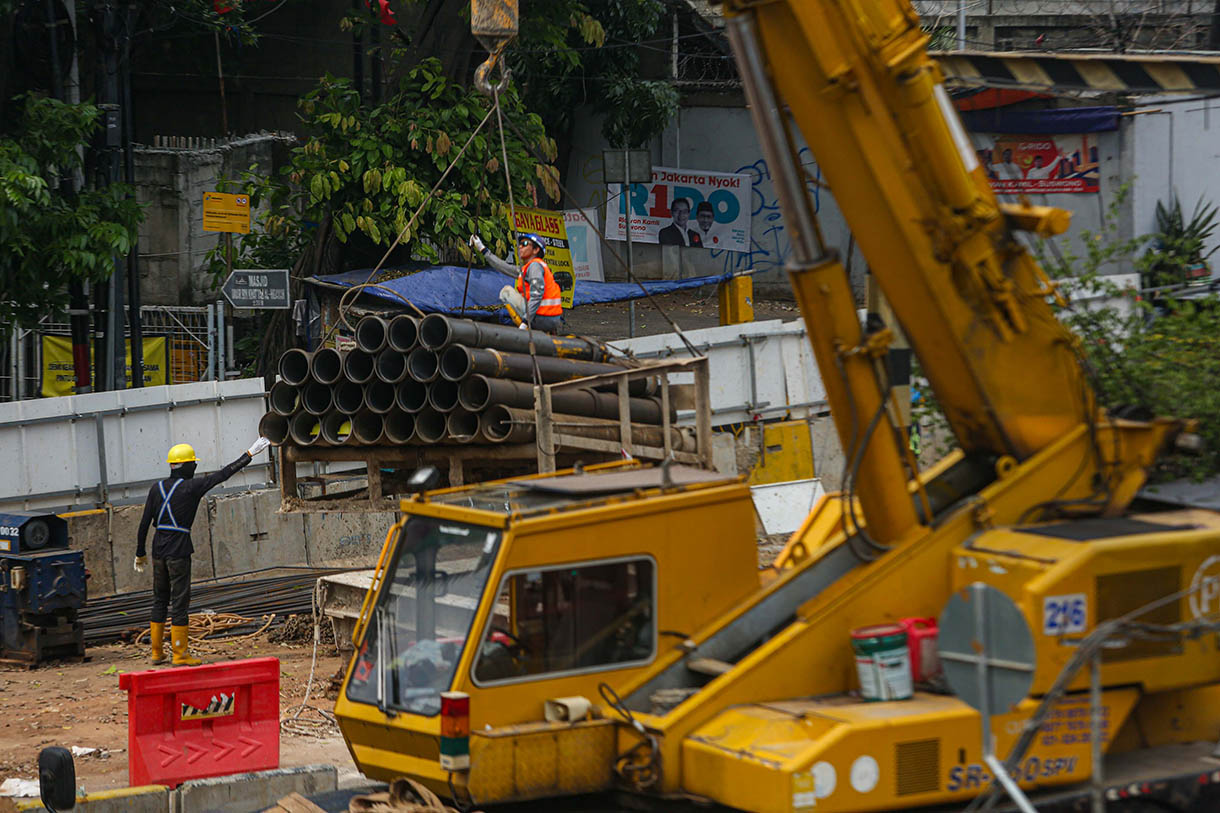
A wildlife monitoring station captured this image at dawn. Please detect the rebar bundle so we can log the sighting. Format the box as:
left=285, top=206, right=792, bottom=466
left=264, top=314, right=674, bottom=449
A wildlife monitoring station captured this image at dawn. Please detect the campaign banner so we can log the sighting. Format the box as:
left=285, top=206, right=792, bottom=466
left=605, top=166, right=751, bottom=252
left=977, top=134, right=1100, bottom=194
left=41, top=335, right=168, bottom=397
left=509, top=206, right=575, bottom=308
left=564, top=208, right=604, bottom=282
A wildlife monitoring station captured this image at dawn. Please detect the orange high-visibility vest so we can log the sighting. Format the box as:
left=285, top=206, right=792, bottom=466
left=515, top=259, right=563, bottom=316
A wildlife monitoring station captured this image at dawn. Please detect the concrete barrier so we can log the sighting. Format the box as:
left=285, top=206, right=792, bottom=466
left=16, top=784, right=170, bottom=813
left=209, top=489, right=307, bottom=577
left=171, top=764, right=336, bottom=813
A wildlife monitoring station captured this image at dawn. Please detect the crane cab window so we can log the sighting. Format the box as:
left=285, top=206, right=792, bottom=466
left=473, top=557, right=656, bottom=685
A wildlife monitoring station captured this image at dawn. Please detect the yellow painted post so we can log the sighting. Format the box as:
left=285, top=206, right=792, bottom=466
left=718, top=274, right=754, bottom=325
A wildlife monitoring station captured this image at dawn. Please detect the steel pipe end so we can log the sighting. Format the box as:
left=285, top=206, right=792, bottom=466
left=396, top=380, right=429, bottom=413
left=418, top=314, right=454, bottom=350
left=407, top=348, right=440, bottom=382
left=320, top=412, right=354, bottom=445
left=364, top=380, right=396, bottom=414
left=439, top=345, right=474, bottom=382
left=457, top=375, right=493, bottom=412
left=351, top=411, right=384, bottom=445
left=268, top=381, right=299, bottom=415
left=301, top=382, right=333, bottom=415
left=311, top=347, right=344, bottom=385
left=428, top=379, right=460, bottom=413
left=259, top=412, right=290, bottom=445
left=480, top=404, right=513, bottom=442
left=415, top=408, right=448, bottom=443
left=375, top=350, right=409, bottom=384
left=447, top=410, right=480, bottom=443
left=384, top=410, right=416, bottom=444
left=288, top=412, right=321, bottom=446
left=278, top=348, right=311, bottom=386
left=343, top=349, right=376, bottom=384
left=388, top=315, right=420, bottom=353
left=355, top=315, right=388, bottom=354
left=333, top=380, right=365, bottom=414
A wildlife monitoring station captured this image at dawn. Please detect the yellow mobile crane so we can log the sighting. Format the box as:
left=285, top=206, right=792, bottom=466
left=333, top=1, right=1220, bottom=810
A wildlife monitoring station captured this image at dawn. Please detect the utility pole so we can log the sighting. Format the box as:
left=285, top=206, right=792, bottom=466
left=957, top=0, right=967, bottom=49
left=122, top=2, right=143, bottom=387
left=96, top=3, right=127, bottom=391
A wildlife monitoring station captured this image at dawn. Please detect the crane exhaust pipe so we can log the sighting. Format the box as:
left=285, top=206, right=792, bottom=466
left=259, top=412, right=290, bottom=445
left=396, top=380, right=429, bottom=413
left=310, top=347, right=344, bottom=385
left=447, top=410, right=480, bottom=443
left=364, top=380, right=397, bottom=414
left=355, top=315, right=388, bottom=353
left=384, top=410, right=416, bottom=444
left=375, top=350, right=409, bottom=383
left=388, top=315, right=419, bottom=352
left=419, top=313, right=611, bottom=361
left=278, top=348, right=312, bottom=386
left=343, top=349, right=376, bottom=384
left=268, top=381, right=298, bottom=416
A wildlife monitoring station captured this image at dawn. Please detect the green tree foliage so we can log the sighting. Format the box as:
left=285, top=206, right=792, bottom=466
left=0, top=96, right=143, bottom=330
left=509, top=0, right=679, bottom=148
left=1141, top=195, right=1219, bottom=288
left=212, top=58, right=559, bottom=279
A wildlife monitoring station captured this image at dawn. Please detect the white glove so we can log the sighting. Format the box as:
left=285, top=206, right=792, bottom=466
left=247, top=436, right=271, bottom=456
left=469, top=234, right=485, bottom=253
left=518, top=321, right=529, bottom=330
left=134, top=556, right=147, bottom=574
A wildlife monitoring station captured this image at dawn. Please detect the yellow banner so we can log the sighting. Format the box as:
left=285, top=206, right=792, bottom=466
left=510, top=207, right=575, bottom=308
left=41, top=336, right=168, bottom=397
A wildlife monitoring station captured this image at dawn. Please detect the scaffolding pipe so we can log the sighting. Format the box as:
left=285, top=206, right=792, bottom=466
left=388, top=315, right=419, bottom=352
left=447, top=409, right=480, bottom=443
left=311, top=347, right=344, bottom=385
left=457, top=374, right=667, bottom=424
left=419, top=313, right=611, bottom=361
left=343, top=349, right=376, bottom=384
left=408, top=348, right=441, bottom=382
left=351, top=410, right=384, bottom=444
left=301, top=381, right=333, bottom=415
left=259, top=412, right=290, bottom=445
left=428, top=379, right=460, bottom=413
left=320, top=411, right=358, bottom=445
left=278, top=348, right=312, bottom=385
left=440, top=345, right=653, bottom=394
left=364, top=380, right=396, bottom=414
left=288, top=412, right=321, bottom=446
left=333, top=380, right=365, bottom=414
left=375, top=349, right=409, bottom=383
left=481, top=405, right=696, bottom=450
left=415, top=408, right=448, bottom=443
left=384, top=409, right=416, bottom=444
left=355, top=315, right=389, bottom=353
left=268, top=381, right=299, bottom=416
left=396, top=380, right=429, bottom=413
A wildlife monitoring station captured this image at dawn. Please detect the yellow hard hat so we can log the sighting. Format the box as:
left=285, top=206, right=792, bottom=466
left=167, top=443, right=198, bottom=464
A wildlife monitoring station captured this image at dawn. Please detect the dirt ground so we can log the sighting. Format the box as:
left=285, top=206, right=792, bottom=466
left=0, top=632, right=363, bottom=798
left=563, top=287, right=801, bottom=341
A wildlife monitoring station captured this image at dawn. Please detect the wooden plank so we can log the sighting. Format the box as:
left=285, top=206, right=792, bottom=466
left=271, top=792, right=328, bottom=813
left=687, top=657, right=733, bottom=676
left=537, top=384, right=557, bottom=473
left=552, top=434, right=700, bottom=463
left=693, top=359, right=713, bottom=469
left=661, top=377, right=672, bottom=458
left=617, top=376, right=632, bottom=453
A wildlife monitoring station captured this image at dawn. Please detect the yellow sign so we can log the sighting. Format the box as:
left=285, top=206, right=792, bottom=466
left=41, top=336, right=168, bottom=397
left=509, top=207, right=575, bottom=308
left=202, top=192, right=251, bottom=234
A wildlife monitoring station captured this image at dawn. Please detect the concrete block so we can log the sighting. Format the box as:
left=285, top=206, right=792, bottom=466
left=17, top=784, right=170, bottom=813
left=111, top=494, right=217, bottom=596
left=809, top=416, right=845, bottom=492
left=302, top=511, right=395, bottom=569
left=710, top=432, right=738, bottom=476
left=172, top=764, right=337, bottom=813
left=209, top=490, right=306, bottom=577
left=63, top=508, right=116, bottom=597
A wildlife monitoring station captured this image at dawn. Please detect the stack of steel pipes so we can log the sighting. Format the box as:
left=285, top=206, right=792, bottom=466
left=259, top=313, right=696, bottom=451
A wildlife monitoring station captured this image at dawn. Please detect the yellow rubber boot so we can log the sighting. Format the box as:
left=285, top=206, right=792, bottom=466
left=170, top=625, right=201, bottom=666
left=149, top=622, right=167, bottom=665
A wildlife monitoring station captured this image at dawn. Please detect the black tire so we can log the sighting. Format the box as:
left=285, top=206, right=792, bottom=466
left=38, top=746, right=76, bottom=812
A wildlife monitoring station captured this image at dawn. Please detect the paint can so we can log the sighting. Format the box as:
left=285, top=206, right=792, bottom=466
left=850, top=623, right=913, bottom=701
left=899, top=617, right=940, bottom=683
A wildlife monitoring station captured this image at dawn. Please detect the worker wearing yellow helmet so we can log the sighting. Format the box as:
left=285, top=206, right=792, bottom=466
left=134, top=436, right=271, bottom=666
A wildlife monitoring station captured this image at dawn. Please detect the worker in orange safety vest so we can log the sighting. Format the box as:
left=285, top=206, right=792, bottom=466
left=469, top=232, right=564, bottom=333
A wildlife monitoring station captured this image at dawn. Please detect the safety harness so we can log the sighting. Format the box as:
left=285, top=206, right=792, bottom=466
left=155, top=478, right=190, bottom=533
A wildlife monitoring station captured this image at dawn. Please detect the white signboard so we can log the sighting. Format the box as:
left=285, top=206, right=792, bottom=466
left=563, top=208, right=604, bottom=282
left=605, top=166, right=751, bottom=252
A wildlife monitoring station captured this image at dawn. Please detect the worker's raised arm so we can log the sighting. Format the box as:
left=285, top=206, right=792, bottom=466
left=197, top=437, right=269, bottom=490
left=470, top=235, right=517, bottom=278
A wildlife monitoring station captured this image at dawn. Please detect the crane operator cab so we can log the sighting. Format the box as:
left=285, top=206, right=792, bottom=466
left=334, top=461, right=761, bottom=798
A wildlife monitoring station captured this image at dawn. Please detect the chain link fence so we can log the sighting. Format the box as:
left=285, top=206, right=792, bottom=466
left=1, top=305, right=221, bottom=402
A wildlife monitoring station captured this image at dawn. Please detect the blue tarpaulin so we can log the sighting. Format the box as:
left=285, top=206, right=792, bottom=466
left=309, top=266, right=739, bottom=322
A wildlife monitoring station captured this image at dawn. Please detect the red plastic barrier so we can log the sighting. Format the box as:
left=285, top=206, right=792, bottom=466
left=119, top=657, right=280, bottom=787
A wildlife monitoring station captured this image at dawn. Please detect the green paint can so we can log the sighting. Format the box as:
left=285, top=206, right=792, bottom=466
left=851, top=623, right=913, bottom=701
